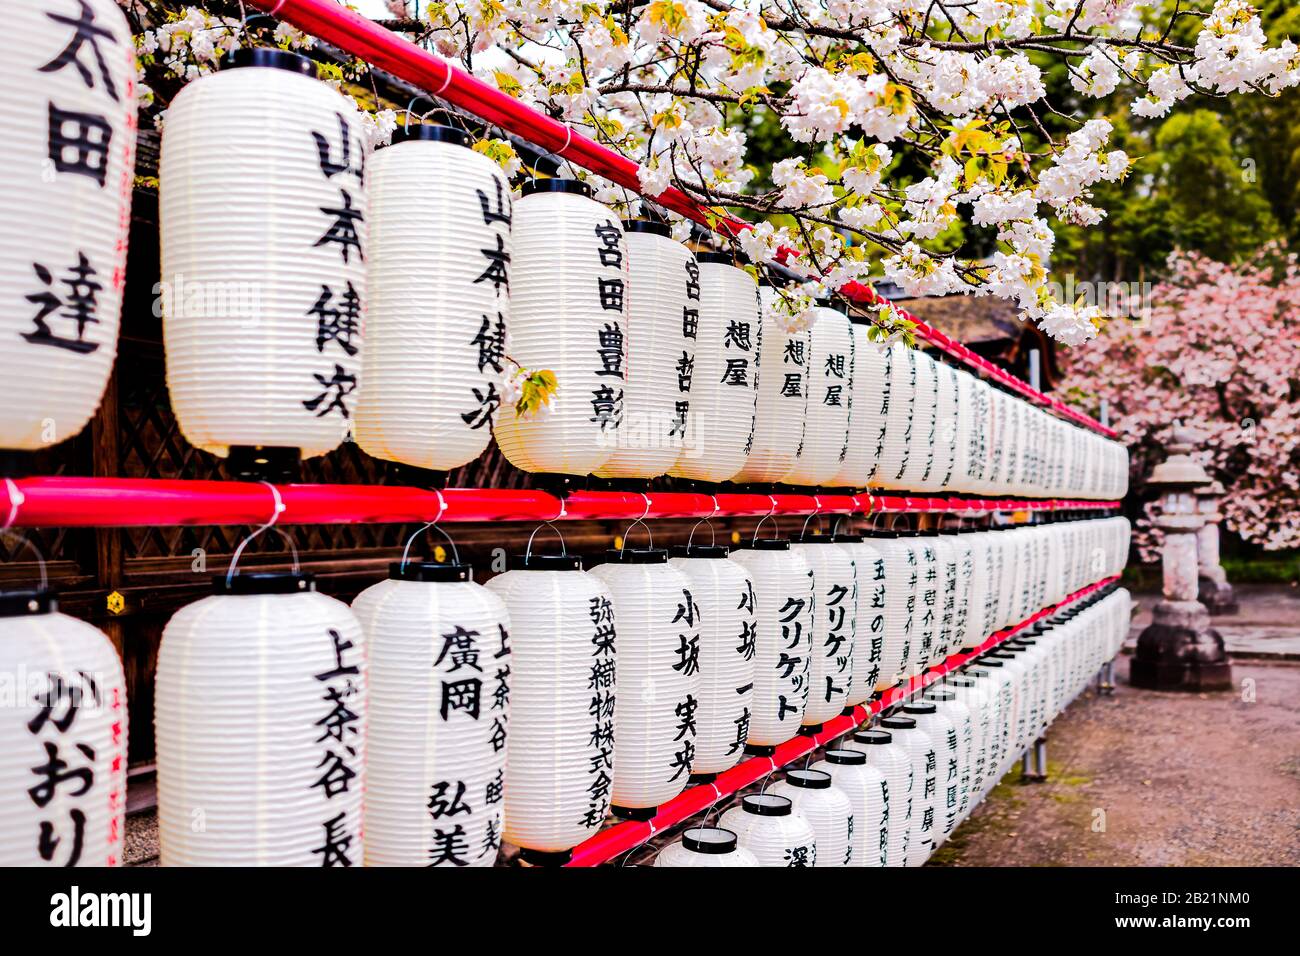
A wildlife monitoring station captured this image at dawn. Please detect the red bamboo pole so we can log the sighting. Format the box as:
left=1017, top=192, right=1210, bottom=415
left=245, top=0, right=1117, bottom=439
left=0, top=477, right=1121, bottom=529
left=564, top=573, right=1121, bottom=866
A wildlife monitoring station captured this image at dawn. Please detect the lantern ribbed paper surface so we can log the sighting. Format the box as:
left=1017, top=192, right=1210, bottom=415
left=728, top=541, right=814, bottom=748
left=899, top=351, right=939, bottom=491
left=486, top=561, right=616, bottom=860
left=928, top=534, right=959, bottom=668
left=668, top=550, right=756, bottom=777
left=870, top=343, right=917, bottom=490
left=908, top=535, right=939, bottom=681
left=812, top=751, right=886, bottom=868
left=595, top=225, right=696, bottom=478
left=654, top=827, right=759, bottom=867
left=1, top=0, right=136, bottom=450
left=919, top=362, right=959, bottom=492
left=871, top=534, right=916, bottom=690
left=160, top=55, right=368, bottom=460
left=880, top=715, right=937, bottom=867
left=947, top=369, right=977, bottom=492
left=494, top=181, right=627, bottom=476
left=354, top=129, right=511, bottom=471
left=156, top=575, right=366, bottom=866
left=927, top=688, right=975, bottom=822
left=351, top=564, right=511, bottom=867
left=835, top=537, right=885, bottom=706
left=590, top=553, right=699, bottom=815
left=720, top=793, right=817, bottom=867
left=0, top=593, right=127, bottom=866
left=732, top=285, right=809, bottom=483
left=853, top=729, right=912, bottom=867
left=903, top=702, right=959, bottom=846
left=783, top=306, right=853, bottom=487
left=670, top=257, right=759, bottom=482
left=790, top=540, right=856, bottom=726
left=831, top=332, right=889, bottom=488
left=772, top=769, right=854, bottom=867
left=944, top=675, right=992, bottom=813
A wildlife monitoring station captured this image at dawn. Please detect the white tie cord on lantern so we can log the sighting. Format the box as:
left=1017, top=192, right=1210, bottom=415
left=355, top=123, right=512, bottom=471
left=493, top=179, right=628, bottom=476
left=1, top=0, right=136, bottom=451
left=160, top=49, right=369, bottom=465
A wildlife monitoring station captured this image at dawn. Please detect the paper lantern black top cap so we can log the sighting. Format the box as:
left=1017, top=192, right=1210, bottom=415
left=0, top=588, right=56, bottom=618
left=224, top=47, right=318, bottom=79
left=681, top=827, right=738, bottom=855
left=785, top=768, right=832, bottom=789
left=668, top=544, right=731, bottom=559
left=521, top=177, right=592, bottom=198
left=832, top=532, right=864, bottom=542
left=511, top=553, right=582, bottom=571
left=390, top=124, right=470, bottom=147
left=214, top=572, right=315, bottom=595
left=622, top=219, right=672, bottom=237
left=601, top=548, right=668, bottom=565
left=825, top=748, right=866, bottom=766
left=740, top=793, right=792, bottom=817
left=388, top=561, right=471, bottom=583
left=746, top=537, right=791, bottom=551
left=902, top=701, right=937, bottom=715
left=695, top=251, right=739, bottom=266
left=879, top=715, right=917, bottom=730
left=852, top=729, right=893, bottom=745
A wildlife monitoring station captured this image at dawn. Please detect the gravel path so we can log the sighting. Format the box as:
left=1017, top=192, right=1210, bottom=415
left=932, top=659, right=1300, bottom=866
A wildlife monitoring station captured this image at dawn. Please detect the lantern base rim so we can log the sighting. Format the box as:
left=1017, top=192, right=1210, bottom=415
left=227, top=445, right=302, bottom=482
left=610, top=804, right=659, bottom=822
left=743, top=743, right=777, bottom=757
left=516, top=846, right=574, bottom=867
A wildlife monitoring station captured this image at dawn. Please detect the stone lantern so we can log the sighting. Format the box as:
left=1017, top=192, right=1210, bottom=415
left=1130, top=425, right=1233, bottom=690
left=1195, top=481, right=1238, bottom=614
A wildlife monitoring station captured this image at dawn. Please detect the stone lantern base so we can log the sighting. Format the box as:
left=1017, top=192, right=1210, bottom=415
left=1130, top=600, right=1233, bottom=691
left=1198, top=570, right=1239, bottom=615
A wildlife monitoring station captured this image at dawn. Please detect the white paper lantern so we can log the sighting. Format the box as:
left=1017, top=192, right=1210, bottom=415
left=908, top=534, right=940, bottom=680
left=156, top=572, right=366, bottom=866
left=728, top=539, right=814, bottom=750
left=351, top=560, right=512, bottom=867
left=782, top=304, right=853, bottom=487
left=1, top=0, right=135, bottom=450
left=772, top=768, right=854, bottom=867
left=931, top=682, right=978, bottom=822
left=595, top=223, right=696, bottom=478
left=354, top=126, right=511, bottom=471
left=494, top=179, right=628, bottom=476
left=879, top=714, right=938, bottom=867
left=486, top=552, right=616, bottom=864
left=871, top=533, right=917, bottom=690
left=790, top=538, right=856, bottom=726
left=590, top=549, right=699, bottom=817
left=720, top=793, right=817, bottom=867
left=831, top=330, right=889, bottom=488
left=928, top=533, right=960, bottom=667
left=732, top=283, right=810, bottom=483
left=870, top=343, right=917, bottom=490
left=161, top=50, right=368, bottom=468
left=851, top=728, right=913, bottom=867
left=670, top=253, right=759, bottom=482
left=919, top=361, right=959, bottom=492
left=900, top=350, right=940, bottom=490
left=834, top=534, right=885, bottom=706
left=812, top=749, right=886, bottom=868
left=668, top=545, right=756, bottom=778
left=902, top=701, right=960, bottom=846
left=654, top=826, right=759, bottom=867
left=0, top=589, right=127, bottom=866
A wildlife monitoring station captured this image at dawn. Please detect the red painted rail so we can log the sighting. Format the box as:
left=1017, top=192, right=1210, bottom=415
left=247, top=0, right=1116, bottom=439
left=564, top=573, right=1122, bottom=866
left=0, top=477, right=1120, bottom=528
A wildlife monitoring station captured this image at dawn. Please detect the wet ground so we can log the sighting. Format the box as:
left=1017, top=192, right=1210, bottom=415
left=932, top=659, right=1300, bottom=866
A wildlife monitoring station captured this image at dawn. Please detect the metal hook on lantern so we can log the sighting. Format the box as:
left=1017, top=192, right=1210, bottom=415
left=617, top=495, right=655, bottom=557
left=751, top=495, right=781, bottom=544
left=797, top=496, right=825, bottom=542
left=399, top=490, right=458, bottom=570
left=524, top=521, right=569, bottom=563
left=224, top=482, right=298, bottom=587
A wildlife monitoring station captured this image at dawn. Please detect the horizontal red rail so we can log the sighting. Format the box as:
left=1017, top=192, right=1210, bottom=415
left=564, top=572, right=1122, bottom=866
left=247, top=0, right=1116, bottom=439
left=0, top=477, right=1120, bottom=528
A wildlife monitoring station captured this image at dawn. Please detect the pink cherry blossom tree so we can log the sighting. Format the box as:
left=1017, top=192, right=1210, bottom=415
left=1059, top=246, right=1300, bottom=560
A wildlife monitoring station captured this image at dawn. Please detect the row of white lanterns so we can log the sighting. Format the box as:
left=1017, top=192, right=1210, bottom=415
left=0, top=512, right=1126, bottom=866
left=659, top=587, right=1132, bottom=866
left=0, top=28, right=1127, bottom=503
